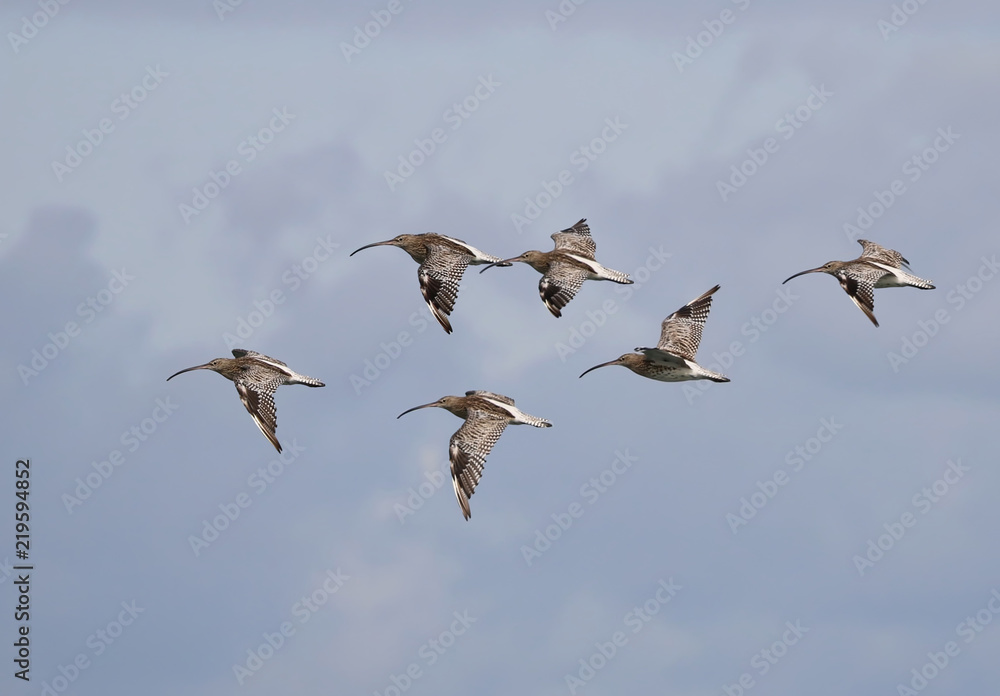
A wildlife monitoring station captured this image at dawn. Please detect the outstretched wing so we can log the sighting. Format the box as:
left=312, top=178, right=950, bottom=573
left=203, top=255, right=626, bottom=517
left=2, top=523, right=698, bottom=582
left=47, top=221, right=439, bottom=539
left=550, top=219, right=597, bottom=259
left=838, top=266, right=885, bottom=327
left=858, top=239, right=909, bottom=268
left=418, top=244, right=473, bottom=334
left=231, top=349, right=287, bottom=367
left=538, top=261, right=589, bottom=317
left=449, top=410, right=509, bottom=520
left=465, top=390, right=515, bottom=406
left=231, top=349, right=296, bottom=380
left=647, top=285, right=720, bottom=361
left=234, top=371, right=283, bottom=452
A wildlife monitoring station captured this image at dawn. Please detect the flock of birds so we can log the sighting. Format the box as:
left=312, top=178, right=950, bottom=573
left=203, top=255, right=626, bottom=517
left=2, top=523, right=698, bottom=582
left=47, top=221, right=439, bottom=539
left=167, top=220, right=934, bottom=519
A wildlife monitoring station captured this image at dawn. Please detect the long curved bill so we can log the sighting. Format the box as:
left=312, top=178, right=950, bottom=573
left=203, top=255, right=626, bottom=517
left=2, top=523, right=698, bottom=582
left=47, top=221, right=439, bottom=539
left=166, top=364, right=212, bottom=381
left=579, top=359, right=620, bottom=379
left=479, top=257, right=520, bottom=273
left=397, top=402, right=439, bottom=419
left=349, top=240, right=393, bottom=257
left=782, top=267, right=824, bottom=284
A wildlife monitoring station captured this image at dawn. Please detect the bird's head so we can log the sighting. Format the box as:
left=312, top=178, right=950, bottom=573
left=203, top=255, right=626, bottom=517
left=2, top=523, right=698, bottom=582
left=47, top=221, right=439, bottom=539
left=350, top=234, right=421, bottom=257
left=579, top=353, right=644, bottom=378
left=783, top=260, right=843, bottom=284
left=397, top=395, right=467, bottom=419
left=166, top=358, right=229, bottom=381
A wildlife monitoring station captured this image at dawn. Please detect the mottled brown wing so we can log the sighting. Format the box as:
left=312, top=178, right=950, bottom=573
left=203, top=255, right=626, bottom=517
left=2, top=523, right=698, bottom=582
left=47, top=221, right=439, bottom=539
left=858, top=239, right=909, bottom=268
left=449, top=410, right=509, bottom=520
left=550, top=219, right=597, bottom=258
left=653, top=285, right=720, bottom=361
left=235, top=372, right=282, bottom=452
left=538, top=261, right=588, bottom=317
left=231, top=349, right=294, bottom=377
left=418, top=244, right=473, bottom=333
left=465, top=390, right=515, bottom=406
left=838, top=266, right=884, bottom=327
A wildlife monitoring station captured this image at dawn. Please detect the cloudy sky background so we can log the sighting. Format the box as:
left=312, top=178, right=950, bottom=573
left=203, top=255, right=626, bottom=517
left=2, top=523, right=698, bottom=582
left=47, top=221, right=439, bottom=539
left=1, top=1, right=999, bottom=694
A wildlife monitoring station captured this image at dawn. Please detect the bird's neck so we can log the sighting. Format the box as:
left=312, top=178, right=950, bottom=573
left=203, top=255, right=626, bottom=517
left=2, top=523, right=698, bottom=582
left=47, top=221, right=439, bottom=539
left=523, top=256, right=550, bottom=273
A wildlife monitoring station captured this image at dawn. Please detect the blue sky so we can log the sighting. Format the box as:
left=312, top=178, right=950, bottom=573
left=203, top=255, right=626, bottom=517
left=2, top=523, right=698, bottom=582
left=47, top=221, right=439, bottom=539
left=1, top=2, right=999, bottom=695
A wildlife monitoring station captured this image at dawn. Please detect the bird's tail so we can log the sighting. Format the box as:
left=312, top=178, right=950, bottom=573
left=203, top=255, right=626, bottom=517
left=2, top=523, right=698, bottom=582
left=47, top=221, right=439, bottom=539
left=693, top=364, right=730, bottom=383
left=289, top=373, right=325, bottom=387
left=873, top=263, right=935, bottom=289
left=516, top=412, right=553, bottom=428
left=471, top=252, right=512, bottom=267
left=594, top=265, right=633, bottom=284
left=900, top=270, right=935, bottom=289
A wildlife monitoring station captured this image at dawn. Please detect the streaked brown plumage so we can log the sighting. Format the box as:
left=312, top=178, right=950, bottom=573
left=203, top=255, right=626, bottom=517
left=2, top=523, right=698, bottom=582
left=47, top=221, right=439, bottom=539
left=397, top=391, right=551, bottom=520
left=480, top=219, right=632, bottom=317
left=783, top=239, right=935, bottom=327
left=580, top=285, right=730, bottom=383
left=350, top=233, right=509, bottom=333
left=166, top=349, right=324, bottom=452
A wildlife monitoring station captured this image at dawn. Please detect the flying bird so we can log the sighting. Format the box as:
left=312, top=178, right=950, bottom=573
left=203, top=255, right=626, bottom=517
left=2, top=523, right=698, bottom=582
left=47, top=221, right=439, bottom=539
left=783, top=239, right=935, bottom=327
left=350, top=233, right=510, bottom=333
left=580, top=285, right=730, bottom=383
left=166, top=349, right=324, bottom=452
left=397, top=391, right=551, bottom=520
left=480, top=219, right=632, bottom=317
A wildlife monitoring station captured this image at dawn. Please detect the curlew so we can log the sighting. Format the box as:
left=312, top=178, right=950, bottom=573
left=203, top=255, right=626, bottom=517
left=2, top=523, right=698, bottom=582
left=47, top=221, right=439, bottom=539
left=397, top=391, right=551, bottom=520
left=783, top=239, right=935, bottom=327
left=350, top=233, right=510, bottom=333
left=166, top=349, right=324, bottom=452
left=580, top=285, right=730, bottom=383
left=480, top=219, right=632, bottom=317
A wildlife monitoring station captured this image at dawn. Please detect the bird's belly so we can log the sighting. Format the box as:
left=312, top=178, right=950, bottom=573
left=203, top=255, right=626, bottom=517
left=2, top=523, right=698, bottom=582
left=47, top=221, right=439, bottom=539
left=643, top=366, right=698, bottom=382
